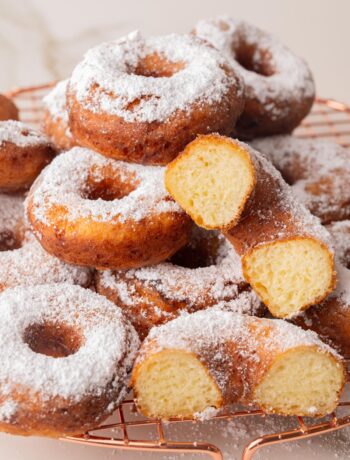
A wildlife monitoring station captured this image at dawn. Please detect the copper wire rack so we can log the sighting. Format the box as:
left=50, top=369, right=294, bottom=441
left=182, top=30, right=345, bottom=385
left=6, top=82, right=350, bottom=460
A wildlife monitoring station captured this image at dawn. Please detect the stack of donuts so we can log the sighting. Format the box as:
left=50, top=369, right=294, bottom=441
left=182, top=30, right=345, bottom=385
left=0, top=16, right=349, bottom=438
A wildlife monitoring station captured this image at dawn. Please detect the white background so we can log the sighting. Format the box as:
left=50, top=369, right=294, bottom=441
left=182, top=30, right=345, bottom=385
left=0, top=0, right=349, bottom=104
left=0, top=0, right=349, bottom=459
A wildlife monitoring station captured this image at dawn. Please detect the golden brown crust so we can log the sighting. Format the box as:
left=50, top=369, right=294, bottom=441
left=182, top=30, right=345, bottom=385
left=27, top=203, right=191, bottom=269
left=222, top=142, right=335, bottom=311
left=0, top=95, right=19, bottom=122
left=0, top=380, right=124, bottom=437
left=26, top=147, right=192, bottom=270
left=235, top=93, right=314, bottom=140
left=294, top=296, right=350, bottom=359
left=251, top=136, right=350, bottom=225
left=68, top=91, right=243, bottom=165
left=0, top=284, right=139, bottom=437
left=224, top=148, right=311, bottom=250
left=96, top=230, right=264, bottom=339
left=165, top=135, right=335, bottom=316
left=96, top=277, right=256, bottom=341
left=132, top=311, right=345, bottom=418
left=44, top=110, right=76, bottom=151
left=0, top=142, right=55, bottom=192
left=193, top=18, right=315, bottom=139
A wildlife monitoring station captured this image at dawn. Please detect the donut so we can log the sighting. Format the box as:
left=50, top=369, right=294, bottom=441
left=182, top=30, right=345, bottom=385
left=165, top=134, right=335, bottom=318
left=295, top=264, right=350, bottom=358
left=194, top=17, right=315, bottom=138
left=251, top=135, right=350, bottom=224
left=327, top=220, right=350, bottom=268
left=67, top=31, right=244, bottom=165
left=131, top=309, right=345, bottom=419
left=43, top=80, right=76, bottom=150
left=26, top=147, right=192, bottom=269
left=0, top=194, right=23, bottom=251
left=0, top=194, right=92, bottom=290
left=0, top=284, right=139, bottom=437
left=0, top=94, right=19, bottom=122
left=0, top=231, right=92, bottom=292
left=96, top=227, right=263, bottom=339
left=0, top=121, right=55, bottom=192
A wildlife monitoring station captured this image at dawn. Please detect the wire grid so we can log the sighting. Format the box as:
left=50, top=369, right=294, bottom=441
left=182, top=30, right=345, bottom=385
left=6, top=83, right=350, bottom=460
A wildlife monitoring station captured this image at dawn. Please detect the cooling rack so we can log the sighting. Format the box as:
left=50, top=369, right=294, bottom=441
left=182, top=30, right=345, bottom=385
left=6, top=82, right=350, bottom=460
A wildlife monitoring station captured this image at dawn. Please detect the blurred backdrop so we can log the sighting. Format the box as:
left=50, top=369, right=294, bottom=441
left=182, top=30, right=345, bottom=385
left=0, top=0, right=349, bottom=102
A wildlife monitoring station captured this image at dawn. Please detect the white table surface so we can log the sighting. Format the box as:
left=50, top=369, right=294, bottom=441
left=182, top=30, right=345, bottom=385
left=0, top=0, right=350, bottom=458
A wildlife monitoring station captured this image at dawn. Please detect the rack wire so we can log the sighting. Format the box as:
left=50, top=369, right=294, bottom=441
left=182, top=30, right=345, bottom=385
left=6, top=82, right=350, bottom=460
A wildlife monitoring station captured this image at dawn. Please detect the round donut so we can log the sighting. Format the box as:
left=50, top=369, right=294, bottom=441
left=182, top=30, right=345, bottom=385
left=26, top=147, right=192, bottom=269
left=0, top=94, right=19, bottom=122
left=0, top=284, right=139, bottom=437
left=0, top=194, right=23, bottom=251
left=194, top=17, right=315, bottom=138
left=96, top=227, right=263, bottom=339
left=0, top=231, right=92, bottom=292
left=0, top=194, right=92, bottom=290
left=43, top=80, right=76, bottom=150
left=251, top=135, right=350, bottom=224
left=0, top=121, right=55, bottom=192
left=67, top=31, right=244, bottom=165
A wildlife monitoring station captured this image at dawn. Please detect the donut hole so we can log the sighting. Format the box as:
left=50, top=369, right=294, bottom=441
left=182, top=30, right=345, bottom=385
left=234, top=44, right=274, bottom=76
left=84, top=170, right=138, bottom=202
left=169, top=233, right=220, bottom=268
left=23, top=322, right=82, bottom=358
left=132, top=53, right=185, bottom=78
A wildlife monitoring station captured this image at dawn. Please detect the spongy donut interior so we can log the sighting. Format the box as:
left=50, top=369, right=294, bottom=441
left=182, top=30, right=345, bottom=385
left=243, top=238, right=334, bottom=317
left=254, top=347, right=344, bottom=416
left=165, top=136, right=255, bottom=229
left=133, top=350, right=222, bottom=418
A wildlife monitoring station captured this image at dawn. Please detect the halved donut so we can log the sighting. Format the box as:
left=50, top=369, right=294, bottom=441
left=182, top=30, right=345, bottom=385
left=132, top=309, right=345, bottom=419
left=0, top=121, right=55, bottom=192
left=165, top=134, right=335, bottom=318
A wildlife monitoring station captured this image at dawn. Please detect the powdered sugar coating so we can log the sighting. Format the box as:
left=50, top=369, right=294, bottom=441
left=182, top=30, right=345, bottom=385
left=26, top=147, right=183, bottom=225
left=69, top=31, right=242, bottom=123
left=138, top=309, right=341, bottom=407
left=0, top=284, right=139, bottom=403
left=327, top=220, right=350, bottom=268
left=146, top=309, right=339, bottom=357
left=0, top=120, right=49, bottom=147
left=333, top=263, right=350, bottom=306
left=240, top=139, right=334, bottom=249
left=43, top=79, right=72, bottom=139
left=0, top=399, right=18, bottom=422
left=0, top=231, right=92, bottom=290
left=0, top=194, right=23, bottom=247
left=251, top=135, right=350, bottom=223
left=194, top=17, right=315, bottom=120
left=98, top=231, right=260, bottom=314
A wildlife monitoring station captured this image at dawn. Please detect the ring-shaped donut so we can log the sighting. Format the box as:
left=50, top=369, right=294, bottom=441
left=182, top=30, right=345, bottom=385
left=67, top=32, right=244, bottom=164
left=26, top=147, right=192, bottom=269
left=0, top=284, right=139, bottom=436
left=194, top=17, right=315, bottom=138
